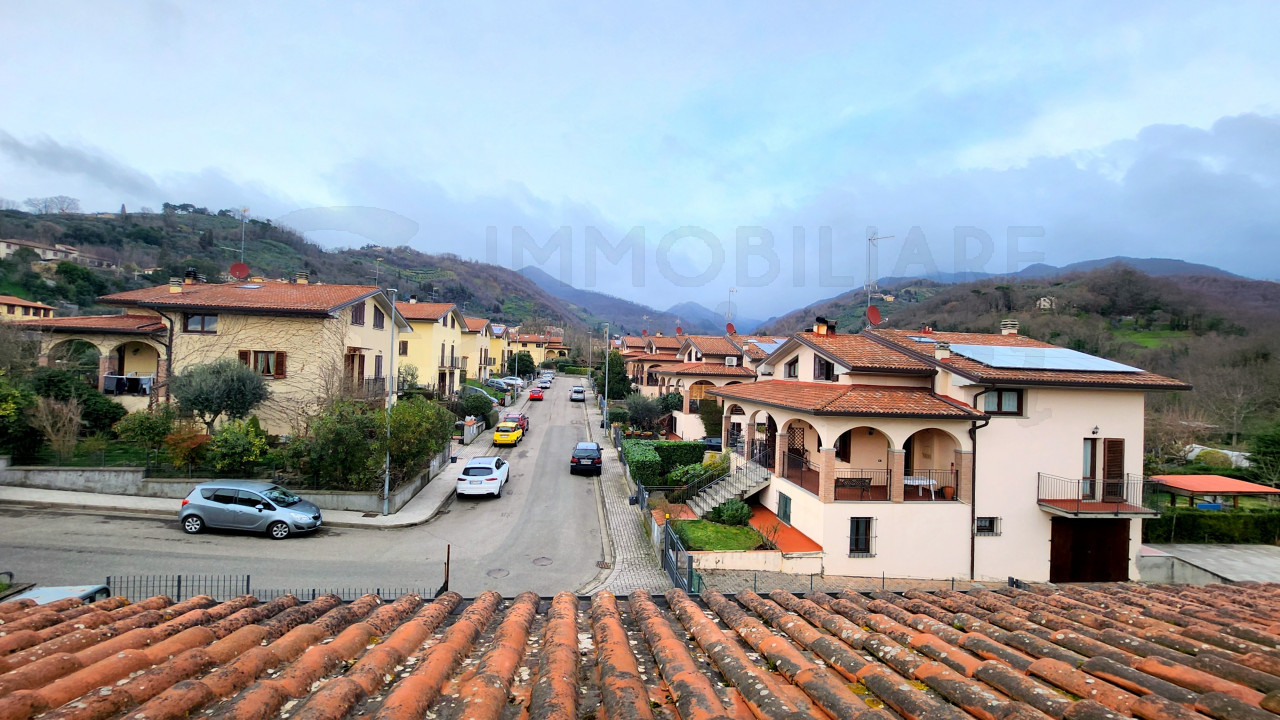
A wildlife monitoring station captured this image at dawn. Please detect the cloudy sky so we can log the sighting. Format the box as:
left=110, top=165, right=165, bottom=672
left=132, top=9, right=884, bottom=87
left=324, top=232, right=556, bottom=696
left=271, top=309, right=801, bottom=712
left=2, top=2, right=1278, bottom=316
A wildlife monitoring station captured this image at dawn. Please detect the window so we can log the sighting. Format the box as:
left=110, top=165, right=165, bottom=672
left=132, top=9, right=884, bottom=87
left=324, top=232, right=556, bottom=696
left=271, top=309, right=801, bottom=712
left=785, top=358, right=799, bottom=379
left=399, top=340, right=409, bottom=356
left=975, top=517, right=1001, bottom=536
left=240, top=350, right=287, bottom=378
left=373, top=306, right=385, bottom=329
left=350, top=302, right=366, bottom=326
left=777, top=492, right=792, bottom=525
left=814, top=356, right=835, bottom=381
left=849, top=517, right=875, bottom=556
left=982, top=389, right=1023, bottom=415
left=1083, top=437, right=1098, bottom=498
left=184, top=314, right=218, bottom=333
left=21, top=306, right=29, bottom=316
left=374, top=355, right=383, bottom=378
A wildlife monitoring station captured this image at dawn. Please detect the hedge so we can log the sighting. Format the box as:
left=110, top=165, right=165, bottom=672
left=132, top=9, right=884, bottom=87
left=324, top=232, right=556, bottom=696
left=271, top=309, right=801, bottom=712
left=1143, top=508, right=1280, bottom=544
left=622, top=440, right=663, bottom=486
left=561, top=366, right=590, bottom=375
left=607, top=407, right=630, bottom=425
left=653, top=441, right=706, bottom=472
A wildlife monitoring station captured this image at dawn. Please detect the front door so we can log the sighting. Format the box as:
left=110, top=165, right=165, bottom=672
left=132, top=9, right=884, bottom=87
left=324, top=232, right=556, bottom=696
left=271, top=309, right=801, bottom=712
left=1102, top=439, right=1125, bottom=502
left=1049, top=518, right=1130, bottom=582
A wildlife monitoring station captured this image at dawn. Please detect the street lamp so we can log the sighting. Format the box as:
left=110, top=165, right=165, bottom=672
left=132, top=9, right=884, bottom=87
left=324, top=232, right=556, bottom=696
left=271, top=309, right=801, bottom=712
left=601, top=322, right=610, bottom=427
left=383, top=288, right=398, bottom=515
left=239, top=208, right=249, bottom=262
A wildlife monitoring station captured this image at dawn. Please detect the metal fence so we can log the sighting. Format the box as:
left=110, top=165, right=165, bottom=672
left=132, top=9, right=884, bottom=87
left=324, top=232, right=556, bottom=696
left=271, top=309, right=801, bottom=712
left=660, top=523, right=703, bottom=593
left=104, top=575, right=434, bottom=603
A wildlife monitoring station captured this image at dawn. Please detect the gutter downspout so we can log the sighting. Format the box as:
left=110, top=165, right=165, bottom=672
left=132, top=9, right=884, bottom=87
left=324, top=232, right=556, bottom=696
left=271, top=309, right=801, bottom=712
left=968, top=388, right=992, bottom=581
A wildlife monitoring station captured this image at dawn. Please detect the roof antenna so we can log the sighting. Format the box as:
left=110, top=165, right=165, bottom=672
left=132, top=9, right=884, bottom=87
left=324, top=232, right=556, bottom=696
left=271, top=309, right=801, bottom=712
left=866, top=227, right=893, bottom=330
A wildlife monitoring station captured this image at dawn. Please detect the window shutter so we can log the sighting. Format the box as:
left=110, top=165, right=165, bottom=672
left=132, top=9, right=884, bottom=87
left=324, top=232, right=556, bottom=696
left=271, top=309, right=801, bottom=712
left=1103, top=438, right=1125, bottom=479
left=238, top=350, right=250, bottom=366
left=274, top=352, right=287, bottom=378
left=813, top=354, right=820, bottom=379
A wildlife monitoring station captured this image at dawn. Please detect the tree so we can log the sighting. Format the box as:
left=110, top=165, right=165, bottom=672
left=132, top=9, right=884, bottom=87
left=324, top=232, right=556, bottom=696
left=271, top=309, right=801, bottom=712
left=508, top=351, right=536, bottom=376
left=207, top=418, right=269, bottom=475
left=0, top=378, right=40, bottom=462
left=597, top=350, right=631, bottom=400
left=169, top=360, right=270, bottom=433
left=387, top=396, right=455, bottom=484
left=28, top=367, right=126, bottom=433
left=49, top=196, right=81, bottom=213
left=699, top=398, right=723, bottom=439
left=0, top=197, right=19, bottom=210
left=461, top=392, right=495, bottom=419
left=29, top=397, right=82, bottom=463
left=657, top=392, right=683, bottom=413
left=624, top=393, right=662, bottom=430
left=1250, top=425, right=1280, bottom=487
left=113, top=405, right=176, bottom=452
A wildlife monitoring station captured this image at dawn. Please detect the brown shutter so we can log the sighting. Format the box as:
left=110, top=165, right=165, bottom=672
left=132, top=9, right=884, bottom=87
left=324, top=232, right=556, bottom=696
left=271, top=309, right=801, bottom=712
left=238, top=350, right=250, bottom=366
left=274, top=352, right=287, bottom=378
left=837, top=432, right=851, bottom=462
left=1103, top=439, right=1125, bottom=479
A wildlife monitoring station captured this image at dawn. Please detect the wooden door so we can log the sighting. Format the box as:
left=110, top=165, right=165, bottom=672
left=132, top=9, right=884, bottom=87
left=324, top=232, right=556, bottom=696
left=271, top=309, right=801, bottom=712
left=1102, top=439, right=1125, bottom=501
left=1050, top=518, right=1130, bottom=582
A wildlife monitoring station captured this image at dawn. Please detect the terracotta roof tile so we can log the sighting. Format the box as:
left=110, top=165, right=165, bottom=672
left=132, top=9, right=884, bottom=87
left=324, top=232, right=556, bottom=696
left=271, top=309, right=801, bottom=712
left=15, top=581, right=1280, bottom=720
left=646, top=336, right=682, bottom=350
left=102, top=283, right=382, bottom=315
left=710, top=380, right=982, bottom=417
left=11, top=314, right=165, bottom=334
left=686, top=335, right=741, bottom=356
left=395, top=302, right=455, bottom=321
left=1152, top=475, right=1280, bottom=495
left=871, top=329, right=1192, bottom=389
left=798, top=332, right=935, bottom=372
left=461, top=317, right=490, bottom=332
left=654, top=361, right=756, bottom=377
left=0, top=295, right=55, bottom=310
left=627, top=352, right=680, bottom=362
left=620, top=336, right=646, bottom=349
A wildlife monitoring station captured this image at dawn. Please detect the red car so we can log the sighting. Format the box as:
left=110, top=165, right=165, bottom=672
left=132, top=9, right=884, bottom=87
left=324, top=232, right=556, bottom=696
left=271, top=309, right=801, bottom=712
left=529, top=388, right=544, bottom=401
left=503, top=411, right=530, bottom=431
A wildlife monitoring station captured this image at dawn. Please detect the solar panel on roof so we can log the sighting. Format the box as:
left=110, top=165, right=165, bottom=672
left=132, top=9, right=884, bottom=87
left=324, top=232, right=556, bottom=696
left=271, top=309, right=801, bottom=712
left=907, top=335, right=936, bottom=343
left=948, top=344, right=1142, bottom=372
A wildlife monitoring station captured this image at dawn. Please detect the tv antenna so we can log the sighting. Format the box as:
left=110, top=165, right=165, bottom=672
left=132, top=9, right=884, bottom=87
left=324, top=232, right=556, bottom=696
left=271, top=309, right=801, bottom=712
left=866, top=227, right=894, bottom=329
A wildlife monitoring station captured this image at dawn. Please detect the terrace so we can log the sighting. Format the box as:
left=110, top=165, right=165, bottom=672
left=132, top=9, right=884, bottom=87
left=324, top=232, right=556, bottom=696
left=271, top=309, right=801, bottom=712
left=1036, top=472, right=1158, bottom=517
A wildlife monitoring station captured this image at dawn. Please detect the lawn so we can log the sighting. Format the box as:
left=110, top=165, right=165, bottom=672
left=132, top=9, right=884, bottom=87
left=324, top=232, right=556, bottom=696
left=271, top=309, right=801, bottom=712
left=1110, top=327, right=1192, bottom=348
left=673, top=520, right=763, bottom=551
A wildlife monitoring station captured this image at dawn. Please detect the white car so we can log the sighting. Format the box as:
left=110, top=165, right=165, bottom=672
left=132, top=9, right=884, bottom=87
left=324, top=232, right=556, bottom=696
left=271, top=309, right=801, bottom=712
left=456, top=456, right=510, bottom=498
left=500, top=376, right=527, bottom=389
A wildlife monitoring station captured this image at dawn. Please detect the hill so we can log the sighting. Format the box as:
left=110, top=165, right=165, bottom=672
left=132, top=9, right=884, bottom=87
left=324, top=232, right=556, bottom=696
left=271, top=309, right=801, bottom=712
left=666, top=301, right=763, bottom=335
left=0, top=208, right=584, bottom=330
left=517, top=266, right=713, bottom=335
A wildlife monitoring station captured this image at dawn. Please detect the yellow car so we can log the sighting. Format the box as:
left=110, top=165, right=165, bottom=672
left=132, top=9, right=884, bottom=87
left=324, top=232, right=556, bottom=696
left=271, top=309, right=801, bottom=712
left=492, top=421, right=523, bottom=446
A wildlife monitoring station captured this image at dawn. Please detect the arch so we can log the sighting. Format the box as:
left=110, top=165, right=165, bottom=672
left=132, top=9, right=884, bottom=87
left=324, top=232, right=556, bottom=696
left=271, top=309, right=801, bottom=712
left=725, top=403, right=745, bottom=416
left=106, top=340, right=161, bottom=379
left=47, top=339, right=101, bottom=371
left=833, top=426, right=894, bottom=468
left=903, top=427, right=962, bottom=472
left=722, top=380, right=743, bottom=386
left=780, top=417, right=822, bottom=492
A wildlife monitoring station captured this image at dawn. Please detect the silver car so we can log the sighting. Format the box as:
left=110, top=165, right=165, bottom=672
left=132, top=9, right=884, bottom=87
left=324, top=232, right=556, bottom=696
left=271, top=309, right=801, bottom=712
left=180, top=481, right=322, bottom=539
left=570, top=386, right=586, bottom=402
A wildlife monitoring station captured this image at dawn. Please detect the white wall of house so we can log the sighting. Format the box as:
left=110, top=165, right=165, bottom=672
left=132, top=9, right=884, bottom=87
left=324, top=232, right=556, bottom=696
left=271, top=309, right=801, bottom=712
left=819, top=501, right=973, bottom=579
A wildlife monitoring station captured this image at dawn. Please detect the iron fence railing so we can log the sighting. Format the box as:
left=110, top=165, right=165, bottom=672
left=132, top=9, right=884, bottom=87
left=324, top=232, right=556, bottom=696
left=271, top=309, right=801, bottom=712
left=902, top=467, right=959, bottom=501
left=781, top=451, right=819, bottom=496
left=104, top=574, right=435, bottom=603
left=833, top=468, right=892, bottom=501
left=661, top=523, right=702, bottom=594
left=1036, top=473, right=1156, bottom=515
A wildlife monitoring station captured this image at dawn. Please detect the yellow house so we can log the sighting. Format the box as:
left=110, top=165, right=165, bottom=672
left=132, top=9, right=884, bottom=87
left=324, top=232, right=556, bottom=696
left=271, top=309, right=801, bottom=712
left=489, top=324, right=512, bottom=377
left=0, top=294, right=55, bottom=321
left=462, top=317, right=494, bottom=381
left=395, top=300, right=466, bottom=395
left=18, top=274, right=409, bottom=435
left=512, top=332, right=549, bottom=365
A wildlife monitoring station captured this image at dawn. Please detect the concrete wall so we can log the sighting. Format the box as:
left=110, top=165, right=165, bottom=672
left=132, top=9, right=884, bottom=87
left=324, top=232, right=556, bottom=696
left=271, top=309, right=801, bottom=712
left=1137, top=554, right=1230, bottom=585
left=691, top=550, right=823, bottom=574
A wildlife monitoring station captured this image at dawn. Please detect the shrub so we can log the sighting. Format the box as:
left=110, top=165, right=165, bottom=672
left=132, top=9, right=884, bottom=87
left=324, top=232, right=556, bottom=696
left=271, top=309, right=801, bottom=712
left=706, top=498, right=753, bottom=526
left=165, top=425, right=211, bottom=469
left=299, top=401, right=384, bottom=490
left=0, top=378, right=40, bottom=463
left=207, top=418, right=269, bottom=475
left=657, top=392, right=683, bottom=413
left=1195, top=449, right=1233, bottom=468
left=387, top=396, right=454, bottom=484
left=1143, top=508, right=1280, bottom=544
left=27, top=367, right=126, bottom=433
left=607, top=407, right=630, bottom=425
left=561, top=365, right=590, bottom=375
left=624, top=393, right=662, bottom=430
left=653, top=441, right=706, bottom=473
left=29, top=396, right=82, bottom=463
left=698, top=398, right=723, bottom=438
left=622, top=439, right=662, bottom=486
left=460, top=392, right=495, bottom=419
left=113, top=405, right=176, bottom=451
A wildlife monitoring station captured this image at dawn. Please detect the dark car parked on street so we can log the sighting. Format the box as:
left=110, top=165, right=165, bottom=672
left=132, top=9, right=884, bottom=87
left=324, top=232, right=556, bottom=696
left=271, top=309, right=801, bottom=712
left=570, top=441, right=603, bottom=475
left=180, top=481, right=322, bottom=539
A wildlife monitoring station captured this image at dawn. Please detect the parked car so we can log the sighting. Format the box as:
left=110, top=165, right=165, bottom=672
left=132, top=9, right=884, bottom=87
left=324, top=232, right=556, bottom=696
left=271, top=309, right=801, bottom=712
left=6, top=584, right=112, bottom=604
left=503, top=411, right=530, bottom=431
left=529, top=388, right=544, bottom=400
left=492, top=421, right=523, bottom=446
left=570, top=441, right=603, bottom=475
left=486, top=378, right=512, bottom=393
left=570, top=386, right=586, bottom=402
left=456, top=456, right=510, bottom=498
left=500, top=376, right=527, bottom=389
left=461, top=384, right=501, bottom=407
left=180, top=481, right=322, bottom=539
left=538, top=379, right=552, bottom=389
left=701, top=436, right=723, bottom=451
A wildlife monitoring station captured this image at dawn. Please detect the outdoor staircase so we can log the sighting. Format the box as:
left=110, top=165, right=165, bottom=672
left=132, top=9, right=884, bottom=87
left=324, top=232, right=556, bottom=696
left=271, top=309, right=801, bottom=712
left=687, top=462, right=771, bottom=517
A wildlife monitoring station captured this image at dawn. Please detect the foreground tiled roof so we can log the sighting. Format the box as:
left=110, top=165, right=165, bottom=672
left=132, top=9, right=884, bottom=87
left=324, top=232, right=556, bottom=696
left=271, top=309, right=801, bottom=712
left=870, top=329, right=1192, bottom=389
left=8, top=582, right=1280, bottom=720
left=653, top=361, right=756, bottom=377
left=104, top=283, right=381, bottom=315
left=711, top=380, right=982, bottom=417
left=797, top=332, right=935, bottom=373
left=395, top=302, right=455, bottom=321
left=0, top=295, right=55, bottom=310
left=11, top=314, right=165, bottom=334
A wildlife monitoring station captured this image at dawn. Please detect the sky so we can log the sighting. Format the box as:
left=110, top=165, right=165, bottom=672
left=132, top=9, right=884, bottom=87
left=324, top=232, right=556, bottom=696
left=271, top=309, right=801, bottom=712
left=2, top=2, right=1279, bottom=317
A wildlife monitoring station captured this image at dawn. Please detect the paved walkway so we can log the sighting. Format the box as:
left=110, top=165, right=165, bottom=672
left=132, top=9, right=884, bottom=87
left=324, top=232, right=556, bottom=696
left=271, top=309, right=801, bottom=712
left=578, top=392, right=671, bottom=595
left=0, top=428, right=503, bottom=530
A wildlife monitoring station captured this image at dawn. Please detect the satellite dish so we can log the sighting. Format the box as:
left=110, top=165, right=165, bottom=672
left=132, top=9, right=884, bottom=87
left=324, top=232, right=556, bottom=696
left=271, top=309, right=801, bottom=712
left=641, top=329, right=648, bottom=336
left=726, top=322, right=737, bottom=334
left=676, top=326, right=683, bottom=334
left=867, top=305, right=882, bottom=325
left=229, top=262, right=250, bottom=280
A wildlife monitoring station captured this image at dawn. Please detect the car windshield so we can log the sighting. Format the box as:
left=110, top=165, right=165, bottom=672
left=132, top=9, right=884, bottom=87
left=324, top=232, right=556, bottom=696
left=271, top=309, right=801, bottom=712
left=261, top=486, right=302, bottom=507
left=462, top=467, right=493, bottom=477
left=496, top=423, right=518, bottom=431
left=573, top=446, right=600, bottom=457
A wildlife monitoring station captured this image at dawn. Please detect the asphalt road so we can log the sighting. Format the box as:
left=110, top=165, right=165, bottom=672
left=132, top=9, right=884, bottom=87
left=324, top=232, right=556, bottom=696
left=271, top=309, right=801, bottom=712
left=0, top=378, right=606, bottom=597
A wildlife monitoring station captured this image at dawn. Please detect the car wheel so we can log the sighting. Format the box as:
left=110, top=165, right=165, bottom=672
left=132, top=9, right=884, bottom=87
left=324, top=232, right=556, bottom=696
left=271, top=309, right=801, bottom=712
left=267, top=521, right=291, bottom=540
left=495, top=481, right=503, bottom=498
left=182, top=514, right=204, bottom=534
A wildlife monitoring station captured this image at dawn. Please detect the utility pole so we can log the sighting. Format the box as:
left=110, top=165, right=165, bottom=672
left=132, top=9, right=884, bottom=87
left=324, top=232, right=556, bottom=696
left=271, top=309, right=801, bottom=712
left=239, top=208, right=249, bottom=262
left=865, top=228, right=893, bottom=329
left=602, top=322, right=610, bottom=426
left=726, top=287, right=736, bottom=321
left=383, top=288, right=398, bottom=515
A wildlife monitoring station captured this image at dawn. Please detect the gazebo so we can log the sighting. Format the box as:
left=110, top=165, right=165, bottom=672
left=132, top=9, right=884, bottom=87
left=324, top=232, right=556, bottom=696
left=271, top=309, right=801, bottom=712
left=1151, top=474, right=1280, bottom=509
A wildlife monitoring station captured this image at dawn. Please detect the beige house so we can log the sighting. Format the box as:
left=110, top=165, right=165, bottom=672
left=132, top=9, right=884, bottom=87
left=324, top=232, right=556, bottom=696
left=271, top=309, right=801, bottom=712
left=710, top=317, right=1190, bottom=584
left=0, top=295, right=55, bottom=321
left=489, top=324, right=513, bottom=376
left=395, top=300, right=466, bottom=395
left=18, top=275, right=408, bottom=435
left=0, top=238, right=117, bottom=269
left=625, top=334, right=684, bottom=397
left=462, top=317, right=494, bottom=381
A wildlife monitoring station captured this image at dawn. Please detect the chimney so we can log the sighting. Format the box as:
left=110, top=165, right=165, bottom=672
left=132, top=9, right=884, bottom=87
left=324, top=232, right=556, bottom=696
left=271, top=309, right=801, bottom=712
left=408, top=295, right=418, bottom=304
left=169, top=277, right=182, bottom=294
left=295, top=270, right=309, bottom=285
left=1000, top=319, right=1019, bottom=336
left=934, top=340, right=951, bottom=361
left=195, top=273, right=207, bottom=283
left=250, top=275, right=265, bottom=282
left=813, top=316, right=831, bottom=335
left=184, top=267, right=197, bottom=285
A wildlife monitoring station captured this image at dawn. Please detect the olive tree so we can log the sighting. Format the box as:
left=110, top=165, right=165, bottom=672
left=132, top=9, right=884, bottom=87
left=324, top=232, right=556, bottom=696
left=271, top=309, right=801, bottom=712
left=169, top=360, right=269, bottom=433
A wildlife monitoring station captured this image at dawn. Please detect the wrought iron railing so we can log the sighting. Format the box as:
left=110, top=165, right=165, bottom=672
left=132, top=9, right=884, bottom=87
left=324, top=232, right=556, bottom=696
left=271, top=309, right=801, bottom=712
left=1036, top=473, right=1156, bottom=515
left=902, top=467, right=960, bottom=501
left=833, top=468, right=892, bottom=501
left=781, top=451, right=819, bottom=496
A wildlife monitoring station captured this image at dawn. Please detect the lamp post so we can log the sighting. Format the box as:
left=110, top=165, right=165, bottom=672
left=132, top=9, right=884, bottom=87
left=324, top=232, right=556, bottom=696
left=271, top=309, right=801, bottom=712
left=383, top=288, right=398, bottom=516
left=239, top=208, right=249, bottom=262
left=601, top=322, right=610, bottom=426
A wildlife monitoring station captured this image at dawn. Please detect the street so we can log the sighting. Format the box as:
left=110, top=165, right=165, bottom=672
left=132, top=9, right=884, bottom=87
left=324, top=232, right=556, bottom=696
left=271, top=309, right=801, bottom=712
left=0, top=378, right=607, bottom=597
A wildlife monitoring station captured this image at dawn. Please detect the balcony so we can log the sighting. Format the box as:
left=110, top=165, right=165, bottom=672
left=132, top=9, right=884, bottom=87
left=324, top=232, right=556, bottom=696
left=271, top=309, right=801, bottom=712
left=447, top=357, right=461, bottom=369
left=346, top=377, right=387, bottom=400
left=901, top=468, right=959, bottom=501
left=645, top=372, right=658, bottom=386
left=1037, top=473, right=1158, bottom=517
left=833, top=469, right=892, bottom=501
left=781, top=451, right=819, bottom=496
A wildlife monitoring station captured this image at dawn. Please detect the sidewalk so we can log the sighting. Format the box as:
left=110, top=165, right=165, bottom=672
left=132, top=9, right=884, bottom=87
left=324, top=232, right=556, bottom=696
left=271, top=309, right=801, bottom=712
left=0, top=429, right=501, bottom=530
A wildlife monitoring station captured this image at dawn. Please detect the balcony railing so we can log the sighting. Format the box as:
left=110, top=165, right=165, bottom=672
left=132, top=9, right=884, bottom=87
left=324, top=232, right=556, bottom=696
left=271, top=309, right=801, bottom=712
left=447, top=357, right=460, bottom=369
left=902, top=467, right=959, bottom=501
left=833, top=468, right=892, bottom=501
left=781, top=451, right=819, bottom=496
left=645, top=373, right=658, bottom=386
left=347, top=377, right=386, bottom=400
left=1037, top=473, right=1157, bottom=516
